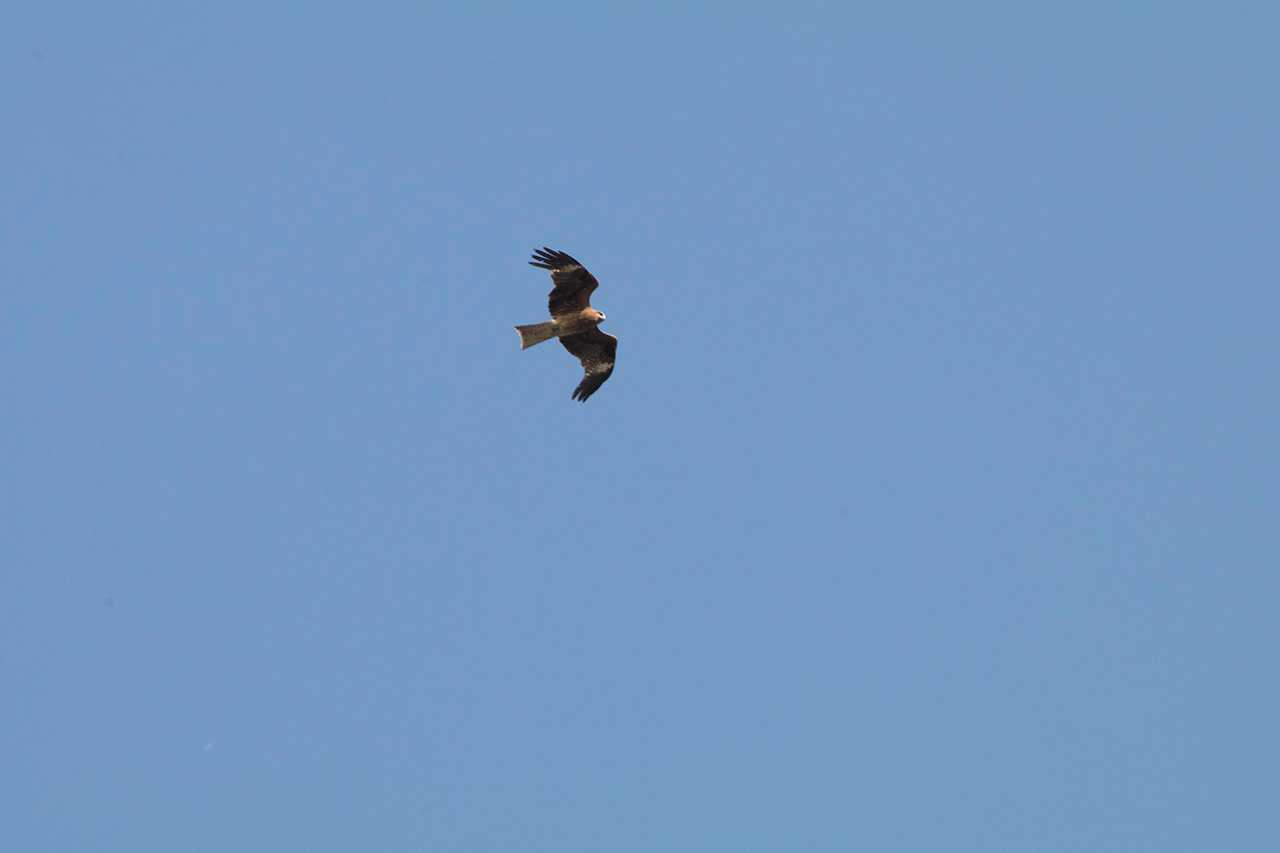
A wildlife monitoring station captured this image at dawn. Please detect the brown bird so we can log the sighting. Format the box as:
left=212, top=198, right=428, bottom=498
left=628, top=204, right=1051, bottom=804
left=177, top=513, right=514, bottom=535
left=515, top=247, right=618, bottom=402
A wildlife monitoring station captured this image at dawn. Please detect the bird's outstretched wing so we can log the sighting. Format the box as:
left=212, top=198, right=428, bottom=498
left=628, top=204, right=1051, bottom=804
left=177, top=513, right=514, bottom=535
left=558, top=327, right=617, bottom=402
left=529, top=247, right=599, bottom=318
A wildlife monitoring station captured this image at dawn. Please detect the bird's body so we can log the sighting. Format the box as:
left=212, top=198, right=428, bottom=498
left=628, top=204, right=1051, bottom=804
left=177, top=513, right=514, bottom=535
left=514, top=307, right=605, bottom=349
left=515, top=248, right=617, bottom=402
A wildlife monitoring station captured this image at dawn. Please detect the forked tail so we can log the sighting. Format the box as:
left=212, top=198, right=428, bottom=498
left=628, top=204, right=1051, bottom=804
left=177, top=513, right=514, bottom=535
left=515, top=321, right=557, bottom=349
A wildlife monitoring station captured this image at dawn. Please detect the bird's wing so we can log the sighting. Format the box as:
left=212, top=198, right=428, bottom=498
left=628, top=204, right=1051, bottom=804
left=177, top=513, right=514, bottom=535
left=529, top=247, right=599, bottom=318
left=558, top=327, right=617, bottom=402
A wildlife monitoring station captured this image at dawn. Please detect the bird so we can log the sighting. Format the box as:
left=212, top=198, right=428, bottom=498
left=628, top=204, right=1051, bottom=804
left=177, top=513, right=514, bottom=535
left=515, top=247, right=617, bottom=402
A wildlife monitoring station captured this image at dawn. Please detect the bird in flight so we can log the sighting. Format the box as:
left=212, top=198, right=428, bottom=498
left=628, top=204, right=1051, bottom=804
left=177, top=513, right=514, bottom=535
left=515, top=247, right=617, bottom=402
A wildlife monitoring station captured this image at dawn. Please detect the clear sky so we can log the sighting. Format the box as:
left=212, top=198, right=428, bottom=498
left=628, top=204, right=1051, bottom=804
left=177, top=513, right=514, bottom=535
left=4, top=4, right=1278, bottom=851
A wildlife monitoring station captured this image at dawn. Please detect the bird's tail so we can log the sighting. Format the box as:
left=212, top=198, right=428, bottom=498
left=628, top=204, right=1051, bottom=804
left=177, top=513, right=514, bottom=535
left=515, top=321, right=557, bottom=349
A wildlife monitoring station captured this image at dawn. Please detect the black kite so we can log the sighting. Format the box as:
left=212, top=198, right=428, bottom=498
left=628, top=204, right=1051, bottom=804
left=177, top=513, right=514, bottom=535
left=515, top=248, right=617, bottom=402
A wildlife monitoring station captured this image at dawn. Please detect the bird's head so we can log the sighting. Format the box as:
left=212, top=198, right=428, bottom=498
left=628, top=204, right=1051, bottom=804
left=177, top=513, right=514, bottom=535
left=595, top=309, right=607, bottom=323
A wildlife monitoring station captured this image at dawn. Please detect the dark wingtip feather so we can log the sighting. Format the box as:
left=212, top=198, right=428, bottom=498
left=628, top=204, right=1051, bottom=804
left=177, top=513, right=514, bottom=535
left=529, top=247, right=579, bottom=271
left=529, top=247, right=559, bottom=270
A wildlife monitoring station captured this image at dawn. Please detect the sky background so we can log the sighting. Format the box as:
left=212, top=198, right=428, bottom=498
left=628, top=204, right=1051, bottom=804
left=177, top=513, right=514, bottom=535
left=4, top=4, right=1278, bottom=851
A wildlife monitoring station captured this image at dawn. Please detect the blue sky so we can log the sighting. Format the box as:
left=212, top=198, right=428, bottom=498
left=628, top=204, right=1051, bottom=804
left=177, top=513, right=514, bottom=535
left=4, top=4, right=1278, bottom=850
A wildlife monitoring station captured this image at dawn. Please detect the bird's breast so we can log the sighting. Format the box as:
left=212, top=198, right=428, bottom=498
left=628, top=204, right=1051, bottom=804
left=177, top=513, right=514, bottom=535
left=557, top=309, right=603, bottom=335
